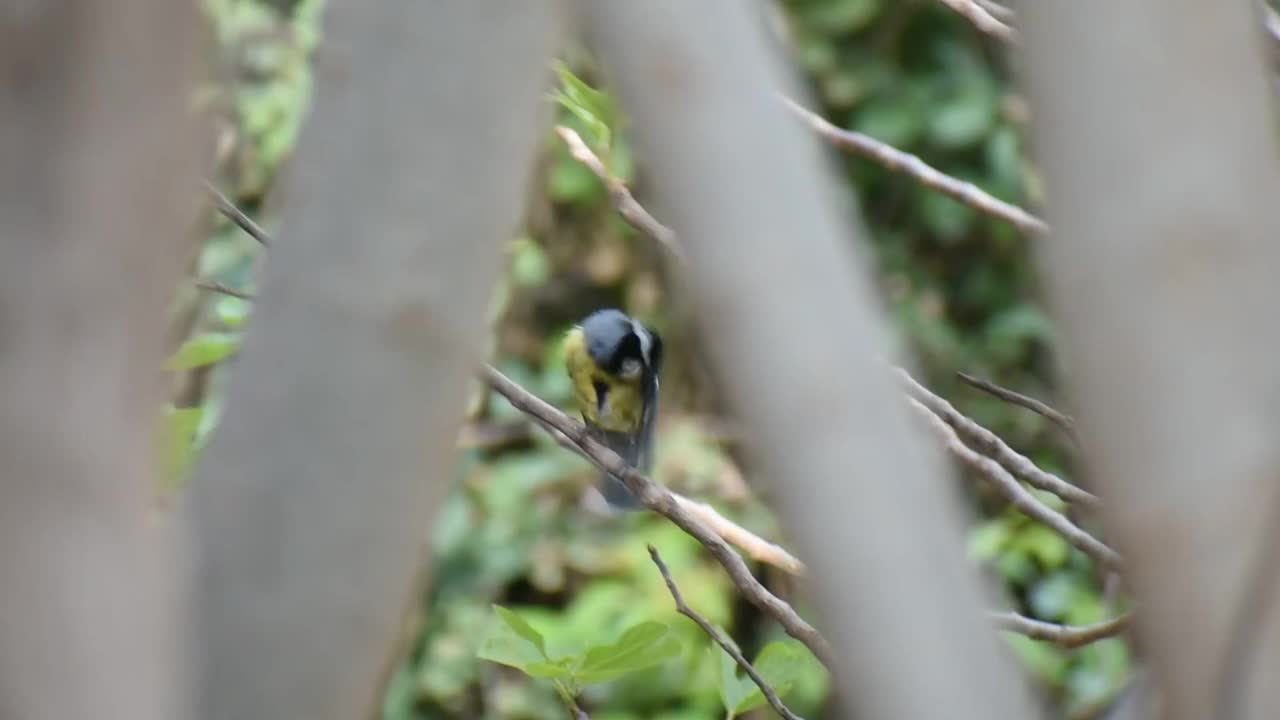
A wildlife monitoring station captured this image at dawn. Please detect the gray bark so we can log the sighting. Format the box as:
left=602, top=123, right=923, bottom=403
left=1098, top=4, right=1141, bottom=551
left=185, top=3, right=564, bottom=718
left=584, top=3, right=1040, bottom=718
left=0, top=1, right=200, bottom=718
left=1017, top=2, right=1280, bottom=719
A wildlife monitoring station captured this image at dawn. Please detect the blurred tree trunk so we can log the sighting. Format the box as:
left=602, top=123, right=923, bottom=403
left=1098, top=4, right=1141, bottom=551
left=584, top=3, right=1041, bottom=718
left=0, top=2, right=200, bottom=718
left=1018, top=3, right=1280, bottom=719
left=184, top=2, right=564, bottom=719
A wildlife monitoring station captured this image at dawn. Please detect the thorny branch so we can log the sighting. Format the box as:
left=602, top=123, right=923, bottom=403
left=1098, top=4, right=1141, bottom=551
left=649, top=545, right=804, bottom=720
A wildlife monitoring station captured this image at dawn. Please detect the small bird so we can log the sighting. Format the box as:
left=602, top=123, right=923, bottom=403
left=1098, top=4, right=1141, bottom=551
left=563, top=308, right=663, bottom=510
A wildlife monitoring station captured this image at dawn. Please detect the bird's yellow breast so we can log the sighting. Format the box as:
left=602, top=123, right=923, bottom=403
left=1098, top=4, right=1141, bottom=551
left=563, top=326, right=645, bottom=432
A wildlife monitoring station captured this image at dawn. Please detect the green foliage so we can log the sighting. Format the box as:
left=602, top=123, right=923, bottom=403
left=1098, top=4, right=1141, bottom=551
left=716, top=638, right=824, bottom=718
left=183, top=2, right=1130, bottom=718
left=166, top=331, right=243, bottom=371
left=552, top=61, right=621, bottom=153
left=158, top=405, right=206, bottom=488
left=479, top=610, right=684, bottom=699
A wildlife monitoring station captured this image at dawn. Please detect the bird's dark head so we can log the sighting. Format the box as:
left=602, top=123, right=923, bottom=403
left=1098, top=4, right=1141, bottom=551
left=579, top=308, right=662, bottom=380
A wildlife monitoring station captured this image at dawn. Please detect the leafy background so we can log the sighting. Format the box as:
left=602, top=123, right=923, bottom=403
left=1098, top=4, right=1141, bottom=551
left=168, top=0, right=1131, bottom=717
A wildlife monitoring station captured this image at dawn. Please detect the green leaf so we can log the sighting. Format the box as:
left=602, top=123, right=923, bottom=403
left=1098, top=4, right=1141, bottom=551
left=1004, top=633, right=1070, bottom=684
left=165, top=332, right=242, bottom=371
left=724, top=641, right=808, bottom=715
left=918, top=187, right=977, bottom=240
left=928, top=85, right=997, bottom=148
left=493, top=605, right=548, bottom=657
left=214, top=296, right=253, bottom=328
left=552, top=61, right=617, bottom=151
left=854, top=94, right=927, bottom=147
left=716, top=636, right=753, bottom=715
left=1015, top=523, right=1071, bottom=569
left=968, top=517, right=1012, bottom=561
left=548, top=153, right=604, bottom=203
left=800, top=0, right=881, bottom=34
left=158, top=405, right=204, bottom=486
left=509, top=237, right=552, bottom=288
left=574, top=621, right=682, bottom=684
left=478, top=605, right=569, bottom=677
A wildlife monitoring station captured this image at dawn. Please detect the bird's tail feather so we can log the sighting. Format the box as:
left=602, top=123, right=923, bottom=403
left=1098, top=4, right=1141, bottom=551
left=593, top=427, right=646, bottom=511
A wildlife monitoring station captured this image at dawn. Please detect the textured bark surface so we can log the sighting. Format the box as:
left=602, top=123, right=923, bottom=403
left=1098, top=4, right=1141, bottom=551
left=0, top=2, right=200, bottom=718
left=586, top=3, right=1041, bottom=718
left=185, top=3, right=564, bottom=719
left=1018, top=3, right=1280, bottom=718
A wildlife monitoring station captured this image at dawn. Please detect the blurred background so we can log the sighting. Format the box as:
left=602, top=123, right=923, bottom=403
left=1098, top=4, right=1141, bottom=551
left=173, top=0, right=1127, bottom=716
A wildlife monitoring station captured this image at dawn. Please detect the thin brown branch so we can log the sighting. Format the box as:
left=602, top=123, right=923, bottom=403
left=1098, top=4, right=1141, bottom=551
left=905, top=396, right=1122, bottom=570
left=956, top=371, right=1081, bottom=444
left=990, top=611, right=1132, bottom=649
left=932, top=0, right=1019, bottom=42
left=203, top=179, right=271, bottom=247
left=673, top=495, right=807, bottom=575
left=648, top=546, right=804, bottom=720
left=195, top=281, right=256, bottom=301
left=480, top=364, right=835, bottom=668
left=781, top=97, right=1048, bottom=236
left=553, top=126, right=682, bottom=258
left=897, top=368, right=1096, bottom=506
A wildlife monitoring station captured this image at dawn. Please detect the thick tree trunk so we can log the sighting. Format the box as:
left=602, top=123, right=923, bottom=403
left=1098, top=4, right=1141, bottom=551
left=184, top=3, right=564, bottom=718
left=584, top=3, right=1041, bottom=718
left=0, top=2, right=200, bottom=718
left=1017, top=3, right=1280, bottom=718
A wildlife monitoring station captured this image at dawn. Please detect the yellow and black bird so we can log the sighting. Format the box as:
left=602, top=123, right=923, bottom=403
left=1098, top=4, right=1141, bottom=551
left=563, top=308, right=663, bottom=510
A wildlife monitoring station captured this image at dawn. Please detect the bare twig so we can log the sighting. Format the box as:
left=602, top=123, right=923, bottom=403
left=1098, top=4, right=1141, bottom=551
left=973, top=0, right=1015, bottom=23
left=195, top=281, right=256, bottom=301
left=990, top=611, right=1132, bottom=649
left=897, top=368, right=1096, bottom=505
left=781, top=98, right=1048, bottom=236
left=956, top=371, right=1081, bottom=444
left=480, top=364, right=835, bottom=667
left=1264, top=3, right=1280, bottom=47
left=553, top=126, right=682, bottom=258
left=202, top=179, right=272, bottom=247
left=648, top=546, right=804, bottom=720
left=673, top=495, right=806, bottom=575
left=906, top=397, right=1122, bottom=570
left=932, top=0, right=1018, bottom=42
